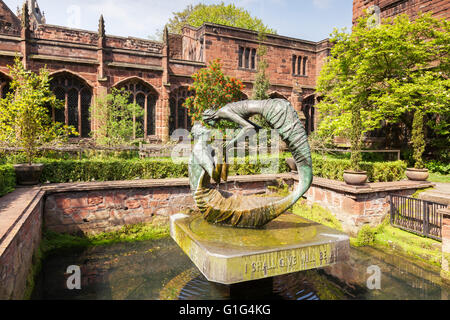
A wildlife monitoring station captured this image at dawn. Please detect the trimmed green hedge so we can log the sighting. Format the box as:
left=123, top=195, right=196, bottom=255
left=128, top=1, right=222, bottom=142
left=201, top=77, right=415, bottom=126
left=3, top=153, right=405, bottom=185
left=38, top=155, right=291, bottom=183
left=0, top=164, right=16, bottom=197
left=312, top=153, right=407, bottom=182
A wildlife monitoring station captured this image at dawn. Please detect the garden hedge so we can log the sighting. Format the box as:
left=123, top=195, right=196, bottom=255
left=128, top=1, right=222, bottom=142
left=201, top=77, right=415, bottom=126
left=0, top=164, right=16, bottom=197
left=35, top=154, right=406, bottom=184
left=38, top=155, right=291, bottom=183
left=312, top=154, right=407, bottom=182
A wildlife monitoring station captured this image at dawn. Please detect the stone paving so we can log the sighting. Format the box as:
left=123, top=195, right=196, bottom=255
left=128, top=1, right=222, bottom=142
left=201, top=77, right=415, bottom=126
left=418, top=182, right=450, bottom=206
left=0, top=187, right=41, bottom=244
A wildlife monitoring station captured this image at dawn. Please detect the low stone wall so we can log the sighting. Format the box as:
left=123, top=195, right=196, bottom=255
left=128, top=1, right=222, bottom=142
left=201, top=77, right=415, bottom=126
left=0, top=190, right=44, bottom=300
left=441, top=208, right=450, bottom=282
left=0, top=173, right=438, bottom=299
left=42, top=175, right=290, bottom=235
left=303, top=177, right=434, bottom=236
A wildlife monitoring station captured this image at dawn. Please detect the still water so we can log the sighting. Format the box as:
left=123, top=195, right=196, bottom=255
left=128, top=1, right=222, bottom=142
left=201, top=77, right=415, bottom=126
left=31, top=237, right=450, bottom=300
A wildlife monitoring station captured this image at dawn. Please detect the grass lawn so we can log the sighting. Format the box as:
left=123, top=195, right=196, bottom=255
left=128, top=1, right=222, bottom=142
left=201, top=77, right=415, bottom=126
left=428, top=172, right=450, bottom=183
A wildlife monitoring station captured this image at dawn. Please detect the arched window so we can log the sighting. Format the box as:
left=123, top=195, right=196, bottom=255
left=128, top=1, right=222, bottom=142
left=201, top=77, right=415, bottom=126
left=50, top=73, right=92, bottom=138
left=115, top=78, right=158, bottom=138
left=269, top=92, right=288, bottom=100
left=169, top=87, right=193, bottom=135
left=0, top=73, right=11, bottom=99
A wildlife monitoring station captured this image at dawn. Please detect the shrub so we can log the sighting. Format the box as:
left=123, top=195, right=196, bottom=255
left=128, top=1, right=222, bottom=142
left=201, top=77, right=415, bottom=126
left=355, top=225, right=377, bottom=246
left=312, top=153, right=406, bottom=182
left=38, top=154, right=291, bottom=184
left=0, top=164, right=16, bottom=197
left=425, top=160, right=450, bottom=175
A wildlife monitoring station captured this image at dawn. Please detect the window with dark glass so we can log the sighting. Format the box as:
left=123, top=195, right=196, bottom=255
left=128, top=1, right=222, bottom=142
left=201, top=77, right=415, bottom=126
left=292, top=55, right=308, bottom=76
left=238, top=46, right=257, bottom=70
left=49, top=73, right=92, bottom=138
left=116, top=78, right=158, bottom=138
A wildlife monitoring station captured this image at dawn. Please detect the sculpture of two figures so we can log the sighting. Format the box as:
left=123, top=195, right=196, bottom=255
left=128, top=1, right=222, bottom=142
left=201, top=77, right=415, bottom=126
left=188, top=99, right=313, bottom=229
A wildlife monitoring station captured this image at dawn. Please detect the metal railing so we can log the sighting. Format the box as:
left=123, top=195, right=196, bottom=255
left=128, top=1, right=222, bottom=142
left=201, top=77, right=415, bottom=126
left=390, top=195, right=446, bottom=241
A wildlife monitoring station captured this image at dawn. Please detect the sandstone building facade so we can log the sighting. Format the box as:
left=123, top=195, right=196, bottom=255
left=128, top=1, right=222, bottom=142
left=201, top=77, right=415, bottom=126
left=0, top=0, right=331, bottom=142
left=353, top=0, right=449, bottom=24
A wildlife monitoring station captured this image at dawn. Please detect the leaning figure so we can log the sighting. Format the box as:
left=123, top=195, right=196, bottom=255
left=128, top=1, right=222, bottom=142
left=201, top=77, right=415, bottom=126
left=189, top=99, right=313, bottom=228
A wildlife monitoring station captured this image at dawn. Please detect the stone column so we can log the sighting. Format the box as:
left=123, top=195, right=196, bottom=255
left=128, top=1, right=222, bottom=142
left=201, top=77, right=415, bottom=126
left=20, top=2, right=30, bottom=69
left=94, top=15, right=109, bottom=132
left=159, top=27, right=171, bottom=143
left=441, top=207, right=450, bottom=283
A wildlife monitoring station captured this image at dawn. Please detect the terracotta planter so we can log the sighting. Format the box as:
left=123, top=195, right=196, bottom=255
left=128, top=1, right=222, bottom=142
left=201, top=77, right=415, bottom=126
left=343, top=170, right=368, bottom=185
left=13, top=164, right=44, bottom=186
left=406, top=168, right=429, bottom=181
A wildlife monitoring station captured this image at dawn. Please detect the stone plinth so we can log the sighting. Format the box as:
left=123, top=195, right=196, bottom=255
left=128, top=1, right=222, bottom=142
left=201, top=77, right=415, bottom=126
left=170, top=213, right=349, bottom=285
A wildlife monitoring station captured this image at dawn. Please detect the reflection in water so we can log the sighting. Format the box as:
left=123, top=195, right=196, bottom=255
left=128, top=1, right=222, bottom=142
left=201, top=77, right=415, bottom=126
left=32, top=237, right=450, bottom=300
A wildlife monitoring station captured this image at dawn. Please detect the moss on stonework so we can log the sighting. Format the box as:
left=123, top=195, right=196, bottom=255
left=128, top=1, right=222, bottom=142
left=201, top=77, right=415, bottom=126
left=23, top=245, right=44, bottom=300
left=268, top=183, right=344, bottom=232
left=41, top=223, right=170, bottom=254
left=350, top=216, right=442, bottom=269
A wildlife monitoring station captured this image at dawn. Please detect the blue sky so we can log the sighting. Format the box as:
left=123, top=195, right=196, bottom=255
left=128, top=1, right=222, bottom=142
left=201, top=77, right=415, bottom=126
left=4, top=0, right=353, bottom=41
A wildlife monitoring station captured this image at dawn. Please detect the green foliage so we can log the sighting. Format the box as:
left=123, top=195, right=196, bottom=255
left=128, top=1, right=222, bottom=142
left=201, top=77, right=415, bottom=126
left=316, top=13, right=449, bottom=171
left=91, top=88, right=144, bottom=146
left=184, top=59, right=245, bottom=129
left=164, top=2, right=276, bottom=35
left=355, top=225, right=377, bottom=246
left=0, top=164, right=15, bottom=197
left=0, top=58, right=76, bottom=164
left=312, top=153, right=407, bottom=182
left=37, top=154, right=291, bottom=184
left=431, top=160, right=450, bottom=175
left=39, top=157, right=189, bottom=183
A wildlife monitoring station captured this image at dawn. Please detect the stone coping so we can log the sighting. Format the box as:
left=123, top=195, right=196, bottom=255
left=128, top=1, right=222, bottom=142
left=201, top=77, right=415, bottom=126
left=290, top=174, right=435, bottom=196
left=40, top=173, right=294, bottom=194
left=0, top=188, right=44, bottom=253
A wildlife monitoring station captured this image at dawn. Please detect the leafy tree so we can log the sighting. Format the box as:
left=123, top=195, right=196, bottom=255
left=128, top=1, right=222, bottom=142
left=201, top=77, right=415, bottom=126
left=316, top=13, right=449, bottom=171
left=163, top=2, right=276, bottom=35
left=184, top=59, right=245, bottom=129
left=0, top=57, right=76, bottom=165
left=91, top=88, right=144, bottom=147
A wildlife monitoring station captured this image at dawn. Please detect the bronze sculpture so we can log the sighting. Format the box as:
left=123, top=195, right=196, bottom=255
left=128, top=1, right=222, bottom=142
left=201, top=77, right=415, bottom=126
left=189, top=99, right=313, bottom=228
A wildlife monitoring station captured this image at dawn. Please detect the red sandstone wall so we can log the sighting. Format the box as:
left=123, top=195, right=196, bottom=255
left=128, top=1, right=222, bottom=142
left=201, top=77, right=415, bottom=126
left=353, top=0, right=450, bottom=24
left=0, top=0, right=20, bottom=36
left=0, top=193, right=43, bottom=299
left=44, top=179, right=279, bottom=235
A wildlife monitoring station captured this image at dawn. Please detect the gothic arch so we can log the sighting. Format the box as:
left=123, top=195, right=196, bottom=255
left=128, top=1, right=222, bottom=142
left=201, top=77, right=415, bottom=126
left=269, top=92, right=288, bottom=100
left=0, top=71, right=11, bottom=99
left=50, top=69, right=93, bottom=88
left=114, top=77, right=159, bottom=138
left=169, top=86, right=194, bottom=135
left=49, top=71, right=93, bottom=138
